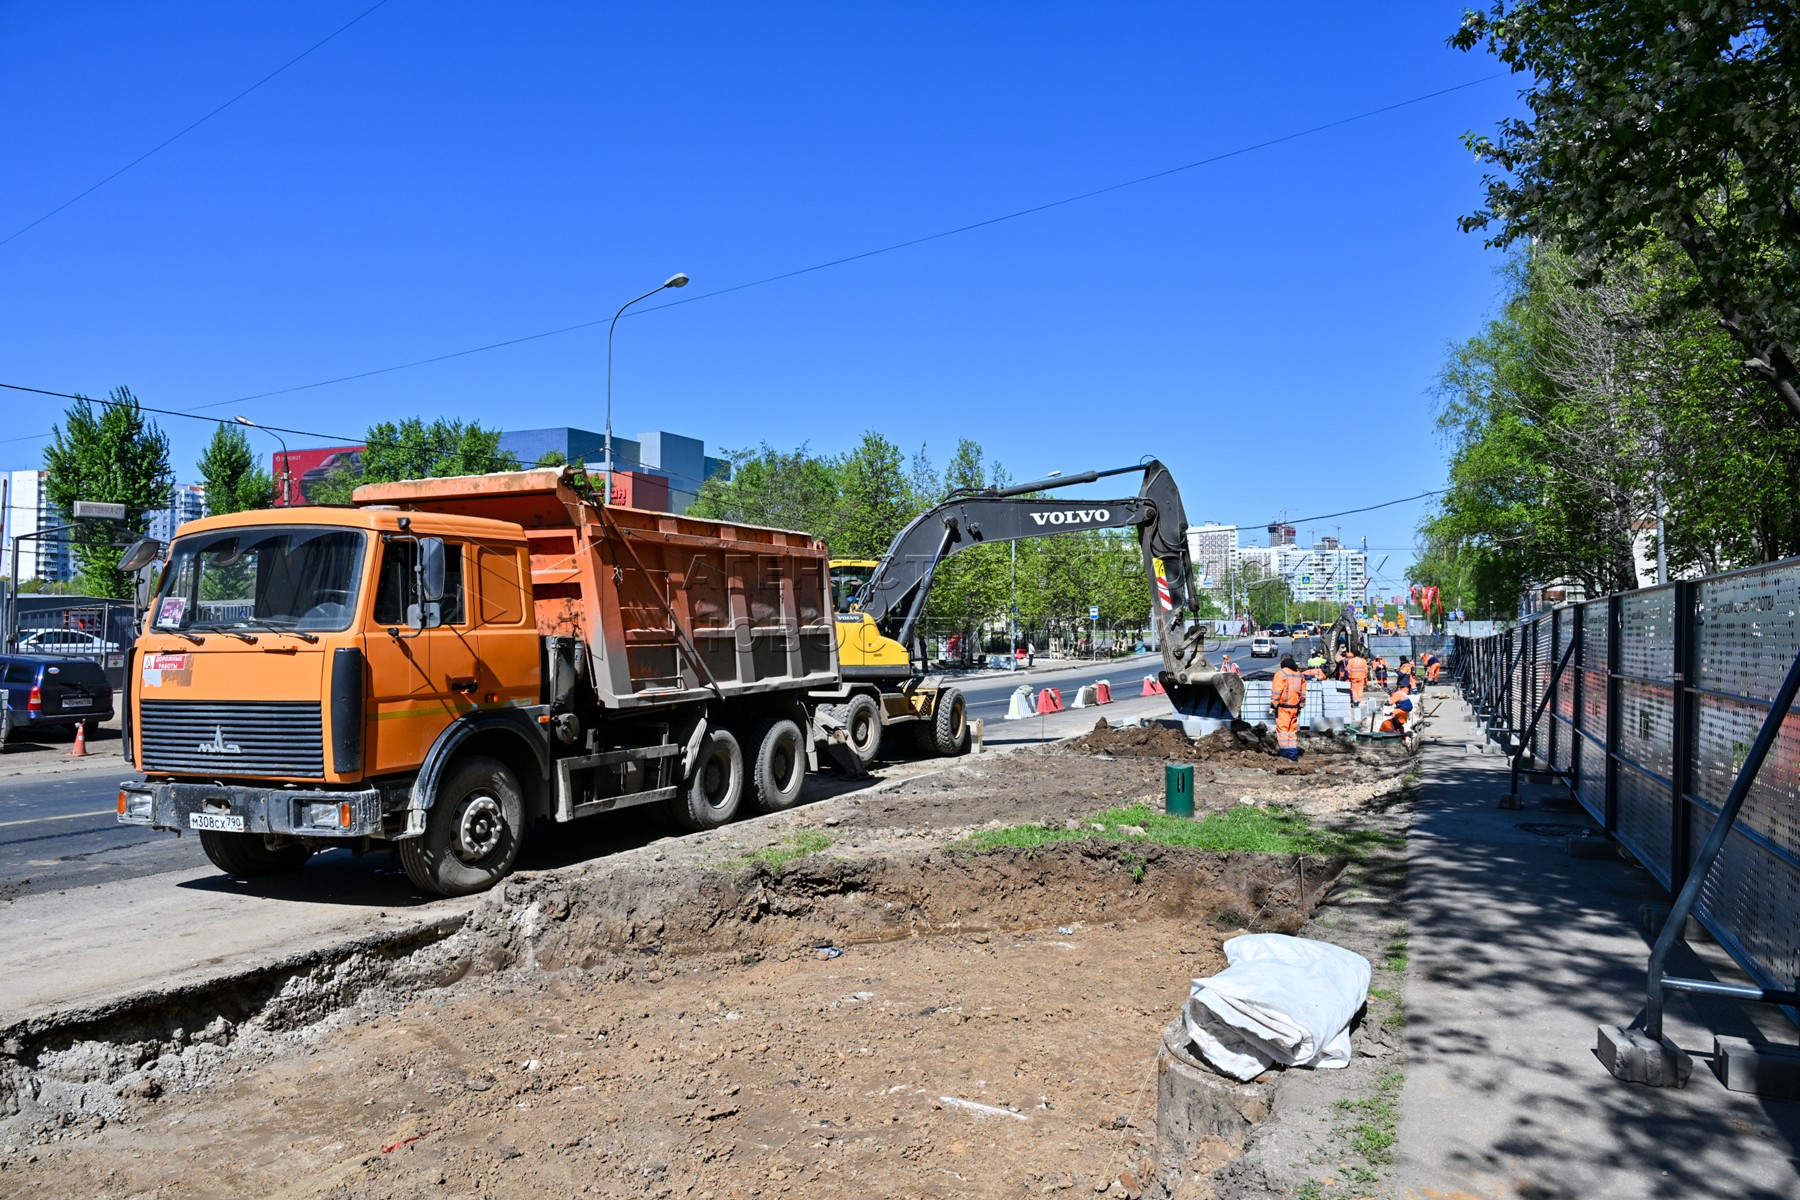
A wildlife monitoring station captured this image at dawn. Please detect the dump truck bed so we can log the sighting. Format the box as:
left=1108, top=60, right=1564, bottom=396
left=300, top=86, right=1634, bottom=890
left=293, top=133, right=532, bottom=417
left=354, top=468, right=837, bottom=708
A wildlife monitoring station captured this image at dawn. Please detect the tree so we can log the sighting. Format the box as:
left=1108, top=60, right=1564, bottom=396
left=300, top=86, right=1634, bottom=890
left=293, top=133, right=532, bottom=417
left=196, top=424, right=272, bottom=516
left=1453, top=2, right=1800, bottom=419
left=309, top=418, right=517, bottom=503
left=534, top=449, right=568, bottom=468
left=42, top=388, right=172, bottom=597
left=689, top=443, right=843, bottom=535
left=832, top=431, right=915, bottom=559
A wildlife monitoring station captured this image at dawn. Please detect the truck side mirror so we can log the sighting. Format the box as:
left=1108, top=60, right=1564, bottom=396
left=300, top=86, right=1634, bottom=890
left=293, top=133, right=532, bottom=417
left=418, top=537, right=447, bottom=602
left=118, top=537, right=164, bottom=573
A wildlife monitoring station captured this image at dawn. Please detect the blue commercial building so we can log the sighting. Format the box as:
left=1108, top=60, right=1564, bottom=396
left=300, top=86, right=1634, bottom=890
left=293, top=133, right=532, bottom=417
left=495, top=426, right=730, bottom=514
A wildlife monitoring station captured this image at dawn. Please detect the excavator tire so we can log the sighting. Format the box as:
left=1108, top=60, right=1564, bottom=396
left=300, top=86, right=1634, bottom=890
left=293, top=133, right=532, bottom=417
left=824, top=694, right=883, bottom=771
left=917, top=686, right=969, bottom=756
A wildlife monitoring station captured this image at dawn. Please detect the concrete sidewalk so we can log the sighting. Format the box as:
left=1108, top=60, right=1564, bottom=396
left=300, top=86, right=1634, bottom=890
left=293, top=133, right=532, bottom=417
left=1398, top=691, right=1800, bottom=1198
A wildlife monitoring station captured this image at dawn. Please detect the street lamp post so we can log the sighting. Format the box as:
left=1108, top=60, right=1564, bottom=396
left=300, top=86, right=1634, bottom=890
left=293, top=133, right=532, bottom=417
left=235, top=416, right=290, bottom=506
left=605, top=273, right=689, bottom=499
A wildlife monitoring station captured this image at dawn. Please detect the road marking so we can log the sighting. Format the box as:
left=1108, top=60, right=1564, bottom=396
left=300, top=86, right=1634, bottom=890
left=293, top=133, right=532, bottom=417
left=0, top=809, right=117, bottom=829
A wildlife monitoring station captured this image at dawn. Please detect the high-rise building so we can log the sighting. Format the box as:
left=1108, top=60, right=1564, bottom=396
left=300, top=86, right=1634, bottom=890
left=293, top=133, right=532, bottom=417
left=1185, top=523, right=1239, bottom=589
left=4, top=469, right=76, bottom=583
left=148, top=483, right=208, bottom=543
left=1238, top=541, right=1369, bottom=604
left=494, top=426, right=731, bottom=514
left=1266, top=522, right=1297, bottom=547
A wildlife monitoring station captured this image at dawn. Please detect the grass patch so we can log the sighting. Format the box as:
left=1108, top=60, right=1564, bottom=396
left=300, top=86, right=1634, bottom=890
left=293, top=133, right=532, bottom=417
left=1335, top=1066, right=1403, bottom=1168
left=720, top=830, right=833, bottom=872
left=1384, top=923, right=1410, bottom=974
left=953, top=802, right=1396, bottom=860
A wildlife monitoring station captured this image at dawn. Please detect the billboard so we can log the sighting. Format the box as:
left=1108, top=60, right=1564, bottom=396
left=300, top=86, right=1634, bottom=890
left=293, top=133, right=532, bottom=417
left=272, top=446, right=365, bottom=506
left=608, top=470, right=670, bottom=511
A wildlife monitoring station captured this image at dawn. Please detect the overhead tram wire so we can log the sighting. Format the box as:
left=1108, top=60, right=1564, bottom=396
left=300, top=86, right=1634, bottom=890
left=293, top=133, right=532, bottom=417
left=0, top=383, right=357, bottom=445
left=0, top=70, right=1510, bottom=449
left=0, top=0, right=394, bottom=250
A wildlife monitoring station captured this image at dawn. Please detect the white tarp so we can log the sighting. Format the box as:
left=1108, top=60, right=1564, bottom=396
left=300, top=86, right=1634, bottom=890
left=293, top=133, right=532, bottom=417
left=1183, top=933, right=1373, bottom=1081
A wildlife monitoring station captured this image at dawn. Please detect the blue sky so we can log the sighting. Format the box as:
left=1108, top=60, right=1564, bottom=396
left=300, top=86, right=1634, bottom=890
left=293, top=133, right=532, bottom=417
left=1, top=2, right=1519, bottom=593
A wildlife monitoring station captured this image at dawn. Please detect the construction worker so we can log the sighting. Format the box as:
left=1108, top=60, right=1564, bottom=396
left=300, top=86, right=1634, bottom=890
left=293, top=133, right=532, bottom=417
left=1425, top=652, right=1443, bottom=685
left=1335, top=649, right=1350, bottom=680
left=1270, top=654, right=1306, bottom=761
left=1396, top=658, right=1416, bottom=693
left=1373, top=655, right=1388, bottom=687
left=1346, top=648, right=1369, bottom=704
left=1379, top=685, right=1414, bottom=733
left=1306, top=650, right=1327, bottom=673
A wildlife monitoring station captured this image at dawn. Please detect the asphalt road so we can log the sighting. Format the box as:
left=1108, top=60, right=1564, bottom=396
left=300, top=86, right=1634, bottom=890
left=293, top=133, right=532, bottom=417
left=0, top=639, right=1307, bottom=900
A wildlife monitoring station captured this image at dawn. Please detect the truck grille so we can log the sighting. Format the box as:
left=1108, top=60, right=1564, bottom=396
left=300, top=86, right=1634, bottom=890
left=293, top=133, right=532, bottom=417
left=138, top=700, right=325, bottom=778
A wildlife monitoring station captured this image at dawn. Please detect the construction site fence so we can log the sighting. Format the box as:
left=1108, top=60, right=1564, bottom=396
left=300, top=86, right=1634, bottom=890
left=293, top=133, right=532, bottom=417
left=1454, top=559, right=1800, bottom=1025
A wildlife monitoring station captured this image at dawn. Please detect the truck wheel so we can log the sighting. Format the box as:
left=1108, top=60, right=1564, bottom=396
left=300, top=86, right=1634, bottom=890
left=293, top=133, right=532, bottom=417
left=667, top=727, right=744, bottom=831
left=826, top=694, right=883, bottom=771
left=925, top=686, right=970, bottom=756
left=750, top=719, right=806, bottom=812
left=399, top=755, right=524, bottom=896
left=198, top=830, right=314, bottom=878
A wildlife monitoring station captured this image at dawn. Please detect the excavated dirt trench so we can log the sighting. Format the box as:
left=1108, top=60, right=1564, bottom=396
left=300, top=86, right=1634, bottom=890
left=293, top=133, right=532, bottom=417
left=1, top=841, right=1344, bottom=1199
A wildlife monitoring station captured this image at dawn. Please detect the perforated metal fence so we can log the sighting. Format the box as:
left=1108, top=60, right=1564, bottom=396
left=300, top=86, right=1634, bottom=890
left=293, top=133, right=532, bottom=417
left=1456, top=564, right=1800, bottom=1022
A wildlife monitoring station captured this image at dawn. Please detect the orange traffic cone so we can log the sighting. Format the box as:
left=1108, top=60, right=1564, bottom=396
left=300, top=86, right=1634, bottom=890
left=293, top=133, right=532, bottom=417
left=67, top=721, right=90, bottom=758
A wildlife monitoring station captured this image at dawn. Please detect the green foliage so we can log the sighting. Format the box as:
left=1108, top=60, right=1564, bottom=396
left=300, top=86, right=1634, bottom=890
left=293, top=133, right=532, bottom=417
left=1423, top=246, right=1800, bottom=612
left=309, top=417, right=517, bottom=503
left=533, top=448, right=568, bottom=467
left=833, top=431, right=915, bottom=559
left=1334, top=1067, right=1403, bottom=1168
left=42, top=387, right=172, bottom=597
left=1453, top=1, right=1800, bottom=419
left=196, top=424, right=272, bottom=516
left=954, top=802, right=1395, bottom=860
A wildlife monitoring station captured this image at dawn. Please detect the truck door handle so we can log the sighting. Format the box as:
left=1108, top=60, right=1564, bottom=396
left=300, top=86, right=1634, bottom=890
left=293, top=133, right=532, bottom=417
left=450, top=677, right=477, bottom=694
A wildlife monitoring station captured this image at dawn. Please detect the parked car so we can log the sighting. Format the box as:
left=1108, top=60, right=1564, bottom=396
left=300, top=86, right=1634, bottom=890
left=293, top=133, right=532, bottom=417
left=16, top=628, right=120, bottom=655
left=0, top=655, right=115, bottom=738
left=1266, top=623, right=1289, bottom=638
left=1250, top=635, right=1277, bottom=658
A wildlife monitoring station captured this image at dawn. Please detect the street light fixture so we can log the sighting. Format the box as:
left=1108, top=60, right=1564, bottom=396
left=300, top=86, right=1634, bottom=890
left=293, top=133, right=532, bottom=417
left=605, top=273, right=690, bottom=499
left=235, top=416, right=290, bottom=506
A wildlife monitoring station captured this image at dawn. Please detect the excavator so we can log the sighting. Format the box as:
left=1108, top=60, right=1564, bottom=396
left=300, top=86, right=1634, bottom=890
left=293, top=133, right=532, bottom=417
left=817, top=459, right=1244, bottom=768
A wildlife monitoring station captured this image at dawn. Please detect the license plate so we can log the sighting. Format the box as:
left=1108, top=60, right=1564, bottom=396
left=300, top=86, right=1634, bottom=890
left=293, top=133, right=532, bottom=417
left=62, top=695, right=92, bottom=708
left=189, top=812, right=245, bottom=833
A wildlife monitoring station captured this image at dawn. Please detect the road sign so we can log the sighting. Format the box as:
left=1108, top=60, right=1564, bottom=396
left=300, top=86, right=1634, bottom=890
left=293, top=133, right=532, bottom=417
left=72, top=501, right=126, bottom=520
left=1089, top=604, right=1099, bottom=620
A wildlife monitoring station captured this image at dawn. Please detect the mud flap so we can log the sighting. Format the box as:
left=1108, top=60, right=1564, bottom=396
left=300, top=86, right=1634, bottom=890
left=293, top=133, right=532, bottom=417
left=812, top=707, right=869, bottom=779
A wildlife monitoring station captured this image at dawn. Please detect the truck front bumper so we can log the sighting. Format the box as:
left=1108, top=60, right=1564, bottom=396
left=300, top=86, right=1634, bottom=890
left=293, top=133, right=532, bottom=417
left=118, top=780, right=387, bottom=839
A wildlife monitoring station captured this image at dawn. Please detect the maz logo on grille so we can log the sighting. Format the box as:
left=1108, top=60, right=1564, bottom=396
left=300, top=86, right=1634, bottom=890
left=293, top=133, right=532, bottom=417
left=195, top=725, right=242, bottom=755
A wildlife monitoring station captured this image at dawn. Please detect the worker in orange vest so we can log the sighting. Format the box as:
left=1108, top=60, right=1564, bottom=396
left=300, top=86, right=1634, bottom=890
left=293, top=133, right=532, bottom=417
left=1379, top=684, right=1414, bottom=733
left=1425, top=653, right=1443, bottom=684
left=1373, top=656, right=1388, bottom=687
left=1270, top=654, right=1307, bottom=760
left=1346, top=650, right=1369, bottom=704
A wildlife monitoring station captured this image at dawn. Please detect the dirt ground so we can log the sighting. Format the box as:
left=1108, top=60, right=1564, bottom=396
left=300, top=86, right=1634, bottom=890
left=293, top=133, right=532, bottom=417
left=0, top=724, right=1414, bottom=1200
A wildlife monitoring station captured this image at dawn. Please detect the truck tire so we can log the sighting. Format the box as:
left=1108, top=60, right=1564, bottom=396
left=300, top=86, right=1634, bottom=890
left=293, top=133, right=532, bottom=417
left=667, top=727, right=744, bottom=830
left=399, top=755, right=524, bottom=896
left=749, top=718, right=806, bottom=812
left=198, top=830, right=314, bottom=878
left=825, top=694, right=883, bottom=771
left=923, top=686, right=969, bottom=756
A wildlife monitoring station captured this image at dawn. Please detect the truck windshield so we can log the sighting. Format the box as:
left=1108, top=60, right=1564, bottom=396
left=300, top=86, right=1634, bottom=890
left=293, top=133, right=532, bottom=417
left=152, top=527, right=367, bottom=634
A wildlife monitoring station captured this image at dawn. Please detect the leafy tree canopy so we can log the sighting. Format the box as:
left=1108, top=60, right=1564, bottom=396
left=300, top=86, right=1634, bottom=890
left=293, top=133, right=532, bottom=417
left=1453, top=1, right=1800, bottom=417
left=42, top=387, right=172, bottom=597
left=196, top=423, right=272, bottom=516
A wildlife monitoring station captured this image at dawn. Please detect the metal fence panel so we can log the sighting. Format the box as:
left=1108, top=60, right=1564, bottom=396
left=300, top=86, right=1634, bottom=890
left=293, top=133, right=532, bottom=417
left=1458, top=561, right=1800, bottom=1024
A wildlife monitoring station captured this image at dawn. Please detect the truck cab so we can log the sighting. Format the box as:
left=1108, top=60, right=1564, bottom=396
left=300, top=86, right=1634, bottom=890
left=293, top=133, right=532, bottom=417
left=120, top=506, right=547, bottom=891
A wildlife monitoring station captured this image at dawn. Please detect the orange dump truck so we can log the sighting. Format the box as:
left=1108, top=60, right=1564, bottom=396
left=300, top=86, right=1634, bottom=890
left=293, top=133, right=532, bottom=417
left=117, top=467, right=845, bottom=895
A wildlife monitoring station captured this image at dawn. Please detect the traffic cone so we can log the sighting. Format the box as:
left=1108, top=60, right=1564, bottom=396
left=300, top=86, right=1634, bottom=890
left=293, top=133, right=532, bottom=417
left=1141, top=675, right=1158, bottom=697
left=1152, top=678, right=1166, bottom=695
left=67, top=721, right=90, bottom=758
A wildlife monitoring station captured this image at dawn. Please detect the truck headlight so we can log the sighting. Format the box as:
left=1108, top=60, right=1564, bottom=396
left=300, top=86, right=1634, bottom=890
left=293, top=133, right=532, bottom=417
left=302, top=802, right=354, bottom=829
left=119, top=789, right=153, bottom=822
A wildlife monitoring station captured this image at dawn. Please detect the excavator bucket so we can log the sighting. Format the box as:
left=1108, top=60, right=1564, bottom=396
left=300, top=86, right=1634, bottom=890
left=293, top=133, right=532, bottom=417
left=1162, top=666, right=1245, bottom=722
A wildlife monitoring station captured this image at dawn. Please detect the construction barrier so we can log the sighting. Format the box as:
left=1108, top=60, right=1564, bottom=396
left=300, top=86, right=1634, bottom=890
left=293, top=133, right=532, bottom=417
left=1071, top=684, right=1098, bottom=708
left=1051, top=687, right=1064, bottom=710
left=1140, top=675, right=1166, bottom=697
left=1095, top=680, right=1113, bottom=704
left=1005, top=685, right=1034, bottom=720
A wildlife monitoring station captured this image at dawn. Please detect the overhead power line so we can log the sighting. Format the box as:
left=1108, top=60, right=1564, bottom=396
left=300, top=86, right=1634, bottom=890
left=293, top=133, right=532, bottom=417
left=0, top=383, right=358, bottom=444
left=1, top=69, right=1509, bottom=448
left=0, top=0, right=394, bottom=250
